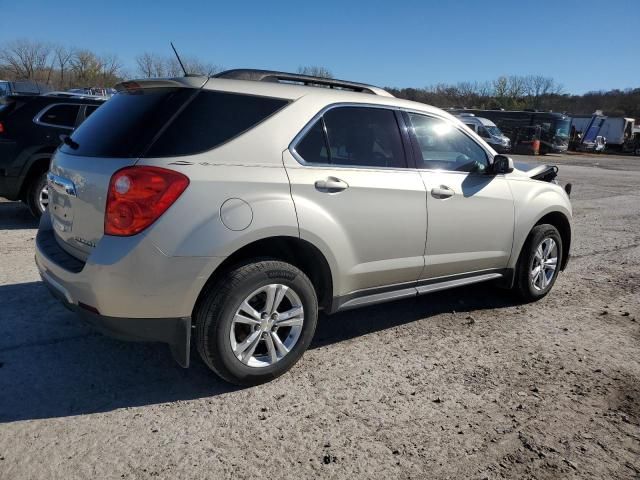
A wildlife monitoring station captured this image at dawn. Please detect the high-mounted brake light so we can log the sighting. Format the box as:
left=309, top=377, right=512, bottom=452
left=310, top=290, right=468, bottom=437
left=105, top=166, right=189, bottom=236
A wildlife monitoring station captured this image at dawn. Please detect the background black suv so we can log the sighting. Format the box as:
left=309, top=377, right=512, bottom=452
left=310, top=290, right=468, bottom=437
left=0, top=94, right=104, bottom=216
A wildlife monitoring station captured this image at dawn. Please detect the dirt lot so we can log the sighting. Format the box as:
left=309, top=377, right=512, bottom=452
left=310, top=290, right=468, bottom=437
left=1, top=153, right=639, bottom=479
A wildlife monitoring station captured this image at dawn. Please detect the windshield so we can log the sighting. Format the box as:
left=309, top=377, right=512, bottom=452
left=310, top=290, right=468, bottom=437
left=485, top=125, right=503, bottom=137
left=555, top=118, right=570, bottom=139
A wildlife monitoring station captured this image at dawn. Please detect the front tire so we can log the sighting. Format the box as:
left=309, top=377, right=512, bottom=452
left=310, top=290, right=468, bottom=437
left=514, top=224, right=562, bottom=302
left=26, top=172, right=49, bottom=218
left=195, top=260, right=318, bottom=386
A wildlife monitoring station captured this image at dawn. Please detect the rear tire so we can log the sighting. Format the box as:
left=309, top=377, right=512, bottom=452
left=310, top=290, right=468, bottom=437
left=514, top=224, right=562, bottom=302
left=195, top=260, right=318, bottom=386
left=26, top=172, right=48, bottom=218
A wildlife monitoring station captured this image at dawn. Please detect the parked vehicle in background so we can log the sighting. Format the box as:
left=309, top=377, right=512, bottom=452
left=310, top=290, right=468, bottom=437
left=570, top=113, right=635, bottom=152
left=0, top=80, right=53, bottom=97
left=35, top=69, right=572, bottom=385
left=0, top=93, right=104, bottom=216
left=451, top=109, right=570, bottom=154
left=67, top=87, right=116, bottom=98
left=599, top=117, right=635, bottom=151
left=455, top=114, right=511, bottom=153
left=43, top=91, right=111, bottom=101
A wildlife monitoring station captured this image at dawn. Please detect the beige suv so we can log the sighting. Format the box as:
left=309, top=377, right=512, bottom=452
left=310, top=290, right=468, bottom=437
left=35, top=69, right=572, bottom=385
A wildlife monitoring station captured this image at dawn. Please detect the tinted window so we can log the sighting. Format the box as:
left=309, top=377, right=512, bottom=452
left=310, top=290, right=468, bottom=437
left=309, top=107, right=405, bottom=168
left=408, top=113, right=488, bottom=173
left=62, top=88, right=194, bottom=157
left=146, top=91, right=288, bottom=157
left=464, top=123, right=476, bottom=132
left=295, top=119, right=330, bottom=164
left=85, top=105, right=99, bottom=117
left=39, top=104, right=80, bottom=128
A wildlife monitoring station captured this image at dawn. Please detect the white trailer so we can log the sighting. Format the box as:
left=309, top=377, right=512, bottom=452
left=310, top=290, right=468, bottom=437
left=597, top=117, right=635, bottom=147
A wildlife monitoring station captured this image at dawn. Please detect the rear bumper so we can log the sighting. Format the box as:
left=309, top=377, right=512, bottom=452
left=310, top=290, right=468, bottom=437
left=40, top=269, right=191, bottom=366
left=35, top=211, right=224, bottom=367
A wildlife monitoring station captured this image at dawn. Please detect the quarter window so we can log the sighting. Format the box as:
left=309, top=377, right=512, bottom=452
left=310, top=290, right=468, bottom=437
left=39, top=104, right=80, bottom=128
left=295, top=106, right=406, bottom=169
left=408, top=113, right=489, bottom=173
left=295, top=119, right=330, bottom=164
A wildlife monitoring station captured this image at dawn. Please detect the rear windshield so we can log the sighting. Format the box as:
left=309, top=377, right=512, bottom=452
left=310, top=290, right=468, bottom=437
left=62, top=88, right=289, bottom=158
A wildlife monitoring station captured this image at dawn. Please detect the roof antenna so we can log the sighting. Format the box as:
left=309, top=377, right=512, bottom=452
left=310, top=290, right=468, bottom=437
left=170, top=41, right=188, bottom=76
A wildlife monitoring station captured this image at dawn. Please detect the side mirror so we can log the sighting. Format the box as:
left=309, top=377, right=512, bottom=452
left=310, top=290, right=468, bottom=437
left=491, top=155, right=514, bottom=174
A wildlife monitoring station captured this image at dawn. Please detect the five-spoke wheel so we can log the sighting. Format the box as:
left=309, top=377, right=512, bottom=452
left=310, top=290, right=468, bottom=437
left=195, top=260, right=318, bottom=386
left=230, top=284, right=304, bottom=367
left=515, top=223, right=563, bottom=301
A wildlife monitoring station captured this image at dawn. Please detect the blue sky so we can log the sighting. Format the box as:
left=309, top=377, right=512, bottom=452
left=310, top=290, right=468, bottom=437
left=1, top=0, right=638, bottom=93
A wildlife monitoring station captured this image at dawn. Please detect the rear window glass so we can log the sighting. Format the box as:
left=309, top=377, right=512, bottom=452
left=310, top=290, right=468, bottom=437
left=39, top=104, right=80, bottom=128
left=63, top=88, right=288, bottom=158
left=63, top=88, right=193, bottom=157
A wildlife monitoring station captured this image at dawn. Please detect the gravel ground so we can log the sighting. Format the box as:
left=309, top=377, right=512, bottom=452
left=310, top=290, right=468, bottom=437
left=1, top=153, right=639, bottom=479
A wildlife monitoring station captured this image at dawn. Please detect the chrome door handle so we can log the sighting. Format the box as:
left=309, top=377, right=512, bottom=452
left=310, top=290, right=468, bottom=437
left=315, top=177, right=349, bottom=193
left=431, top=185, right=454, bottom=199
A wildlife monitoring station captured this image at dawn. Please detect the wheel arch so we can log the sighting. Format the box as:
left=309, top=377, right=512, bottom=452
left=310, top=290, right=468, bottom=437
left=192, top=236, right=334, bottom=319
left=18, top=152, right=52, bottom=200
left=534, top=211, right=571, bottom=270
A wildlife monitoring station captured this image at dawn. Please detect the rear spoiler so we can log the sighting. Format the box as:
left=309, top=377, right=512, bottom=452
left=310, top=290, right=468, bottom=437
left=114, top=77, right=208, bottom=92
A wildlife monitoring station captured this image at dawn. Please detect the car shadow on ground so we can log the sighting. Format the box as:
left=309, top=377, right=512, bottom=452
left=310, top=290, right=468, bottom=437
left=0, top=277, right=518, bottom=423
left=0, top=201, right=38, bottom=230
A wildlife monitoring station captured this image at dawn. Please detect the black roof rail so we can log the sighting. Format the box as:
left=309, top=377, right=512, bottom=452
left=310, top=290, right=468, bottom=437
left=212, top=69, right=393, bottom=97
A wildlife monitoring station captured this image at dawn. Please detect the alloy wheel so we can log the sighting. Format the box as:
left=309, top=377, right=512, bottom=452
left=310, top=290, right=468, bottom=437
left=530, top=237, right=558, bottom=291
left=230, top=284, right=304, bottom=368
left=38, top=185, right=49, bottom=213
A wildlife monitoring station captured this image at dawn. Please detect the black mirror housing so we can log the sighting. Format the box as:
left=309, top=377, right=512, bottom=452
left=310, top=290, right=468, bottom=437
left=491, top=155, right=514, bottom=174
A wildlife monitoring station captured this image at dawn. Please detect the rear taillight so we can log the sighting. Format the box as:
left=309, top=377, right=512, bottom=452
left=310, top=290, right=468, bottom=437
left=0, top=122, right=4, bottom=134
left=105, top=166, right=189, bottom=236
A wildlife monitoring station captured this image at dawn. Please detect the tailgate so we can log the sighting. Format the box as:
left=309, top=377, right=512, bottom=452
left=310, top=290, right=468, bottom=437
left=49, top=151, right=137, bottom=260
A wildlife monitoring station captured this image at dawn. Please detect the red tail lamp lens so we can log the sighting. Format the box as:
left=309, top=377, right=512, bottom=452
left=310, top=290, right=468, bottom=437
left=105, top=166, right=189, bottom=236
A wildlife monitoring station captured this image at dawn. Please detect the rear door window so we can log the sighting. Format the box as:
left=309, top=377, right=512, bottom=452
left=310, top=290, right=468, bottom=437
left=38, top=104, right=80, bottom=128
left=294, top=106, right=407, bottom=169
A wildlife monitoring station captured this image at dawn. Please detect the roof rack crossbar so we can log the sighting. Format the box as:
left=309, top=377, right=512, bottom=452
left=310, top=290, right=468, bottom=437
left=212, top=69, right=392, bottom=96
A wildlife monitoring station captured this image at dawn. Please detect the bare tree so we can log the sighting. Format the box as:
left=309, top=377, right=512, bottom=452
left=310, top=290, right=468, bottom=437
left=137, top=55, right=223, bottom=78
left=135, top=52, right=155, bottom=78
left=135, top=52, right=167, bottom=78
left=0, top=39, right=52, bottom=80
left=70, top=49, right=102, bottom=85
left=297, top=66, right=333, bottom=78
left=493, top=76, right=508, bottom=100
left=100, top=53, right=122, bottom=80
left=506, top=75, right=527, bottom=100
left=182, top=58, right=222, bottom=76
left=54, top=45, right=74, bottom=88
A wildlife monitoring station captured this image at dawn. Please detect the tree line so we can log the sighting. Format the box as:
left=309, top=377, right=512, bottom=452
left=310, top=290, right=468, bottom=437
left=1, top=39, right=637, bottom=118
left=386, top=75, right=640, bottom=119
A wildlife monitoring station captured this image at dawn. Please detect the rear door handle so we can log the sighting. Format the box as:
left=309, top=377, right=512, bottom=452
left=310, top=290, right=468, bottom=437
left=315, top=177, right=349, bottom=193
left=431, top=185, right=454, bottom=199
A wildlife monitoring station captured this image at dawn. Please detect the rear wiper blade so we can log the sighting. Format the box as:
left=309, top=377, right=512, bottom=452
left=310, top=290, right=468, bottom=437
left=59, top=134, right=79, bottom=150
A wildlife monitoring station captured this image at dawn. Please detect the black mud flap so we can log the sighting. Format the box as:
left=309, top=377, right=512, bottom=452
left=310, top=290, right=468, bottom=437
left=169, top=317, right=192, bottom=368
